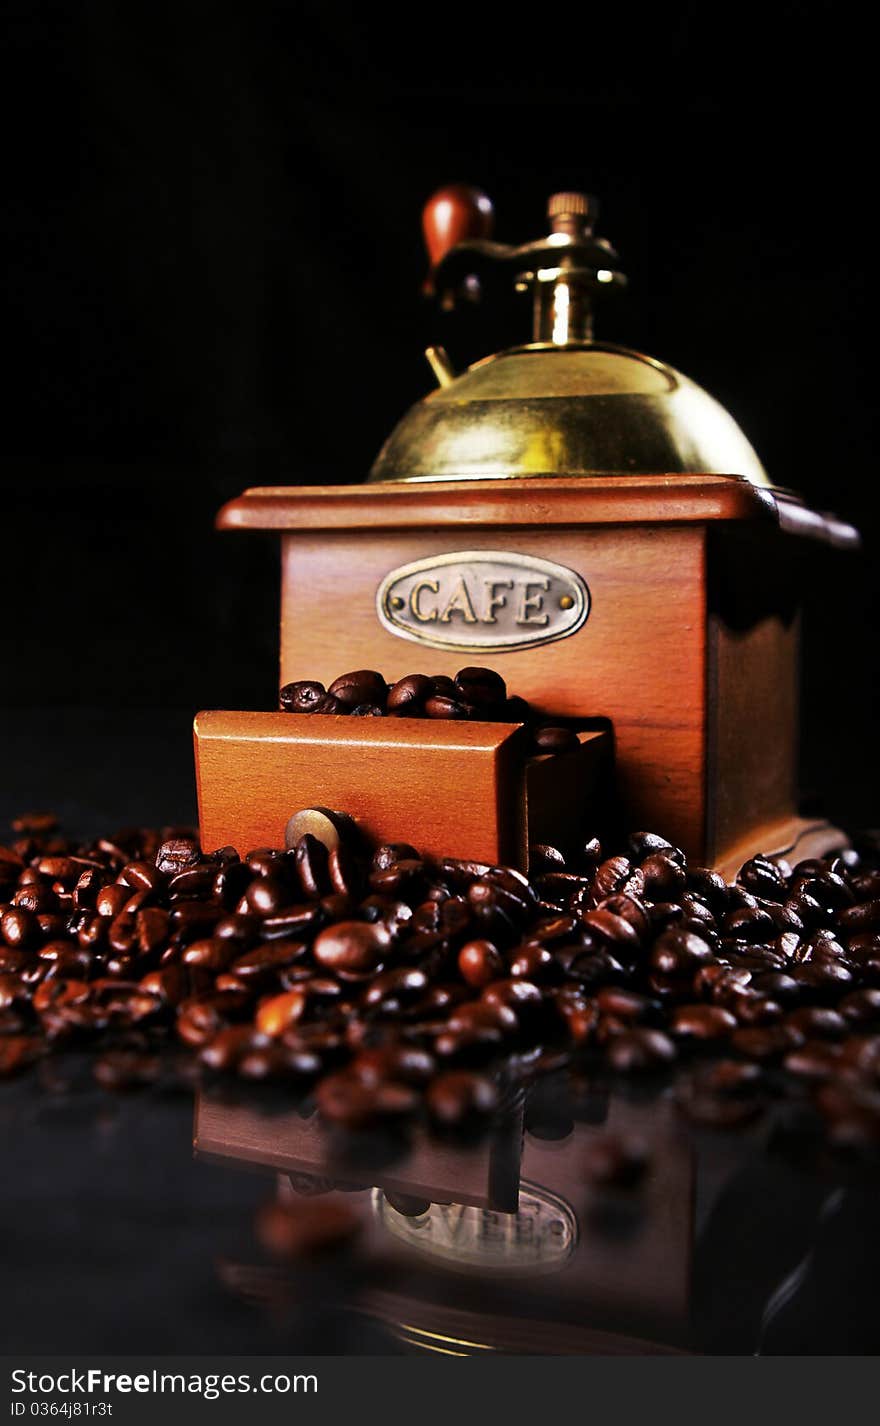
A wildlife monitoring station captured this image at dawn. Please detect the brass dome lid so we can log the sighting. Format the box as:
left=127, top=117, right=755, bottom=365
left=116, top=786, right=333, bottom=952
left=368, top=341, right=769, bottom=486
left=368, top=188, right=769, bottom=488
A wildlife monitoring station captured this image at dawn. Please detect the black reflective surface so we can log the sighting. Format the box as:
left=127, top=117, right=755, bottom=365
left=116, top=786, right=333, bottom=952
left=4, top=1049, right=880, bottom=1356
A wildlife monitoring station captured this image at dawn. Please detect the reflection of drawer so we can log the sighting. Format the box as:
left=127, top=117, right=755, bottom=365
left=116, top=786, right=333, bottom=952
left=193, top=711, right=610, bottom=870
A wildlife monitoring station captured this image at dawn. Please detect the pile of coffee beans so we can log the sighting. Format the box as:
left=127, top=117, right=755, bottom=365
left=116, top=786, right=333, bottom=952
left=279, top=667, right=581, bottom=755
left=2, top=811, right=880, bottom=1152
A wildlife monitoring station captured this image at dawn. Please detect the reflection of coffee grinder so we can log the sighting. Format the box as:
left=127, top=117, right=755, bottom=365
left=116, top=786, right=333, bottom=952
left=195, top=187, right=857, bottom=872
left=195, top=1079, right=694, bottom=1354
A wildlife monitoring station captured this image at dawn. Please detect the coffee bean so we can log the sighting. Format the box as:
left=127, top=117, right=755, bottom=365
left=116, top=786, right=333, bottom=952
left=529, top=844, right=567, bottom=874
left=1, top=908, right=38, bottom=950
left=640, top=853, right=687, bottom=901
left=840, top=989, right=880, bottom=1026
left=785, top=1006, right=847, bottom=1040
left=784, top=1041, right=843, bottom=1081
left=423, top=694, right=467, bottom=719
left=731, top=1025, right=803, bottom=1060
left=317, top=1069, right=418, bottom=1126
left=386, top=674, right=433, bottom=714
left=327, top=669, right=387, bottom=709
left=155, top=838, right=201, bottom=877
left=453, top=666, right=506, bottom=706
left=426, top=1070, right=499, bottom=1125
left=351, top=1044, right=436, bottom=1086
left=312, top=921, right=391, bottom=975
left=255, top=990, right=307, bottom=1037
left=532, top=725, right=579, bottom=755
left=670, top=1004, right=737, bottom=1041
left=279, top=680, right=329, bottom=713
left=607, top=1028, right=676, bottom=1072
left=457, top=939, right=504, bottom=988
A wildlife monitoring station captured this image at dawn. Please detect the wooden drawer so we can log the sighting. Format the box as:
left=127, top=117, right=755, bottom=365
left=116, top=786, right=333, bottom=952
left=194, top=711, right=610, bottom=869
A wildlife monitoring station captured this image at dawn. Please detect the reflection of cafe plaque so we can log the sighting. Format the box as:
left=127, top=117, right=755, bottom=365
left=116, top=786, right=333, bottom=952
left=373, top=1181, right=578, bottom=1276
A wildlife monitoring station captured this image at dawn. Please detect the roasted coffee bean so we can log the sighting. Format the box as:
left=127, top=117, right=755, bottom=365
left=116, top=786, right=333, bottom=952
left=607, top=1028, right=676, bottom=1073
left=722, top=907, right=777, bottom=944
left=168, top=866, right=215, bottom=900
left=328, top=844, right=362, bottom=899
left=595, top=987, right=657, bottom=1022
left=231, top=940, right=308, bottom=982
left=457, top=939, right=504, bottom=988
left=508, top=943, right=558, bottom=982
left=840, top=988, right=880, bottom=1026
left=424, top=694, right=467, bottom=719
left=580, top=908, right=642, bottom=954
left=785, top=1006, right=847, bottom=1040
left=532, top=725, right=579, bottom=755
left=327, top=669, right=387, bottom=709
left=529, top=844, right=567, bottom=874
left=255, top=990, right=307, bottom=1037
left=361, top=966, right=428, bottom=1014
left=784, top=1041, right=843, bottom=1081
left=838, top=899, right=880, bottom=934
left=244, top=876, right=289, bottom=916
left=447, top=1000, right=518, bottom=1042
left=13, top=883, right=58, bottom=914
left=351, top=1044, right=436, bottom=1086
left=155, top=838, right=201, bottom=877
left=593, top=857, right=633, bottom=900
left=201, top=1026, right=268, bottom=1072
left=731, top=1025, right=803, bottom=1061
left=453, top=666, right=506, bottom=706
left=292, top=835, right=331, bottom=899
left=371, top=843, right=421, bottom=874
left=627, top=831, right=682, bottom=866
left=697, top=1058, right=764, bottom=1096
left=312, top=921, right=390, bottom=975
left=481, top=977, right=543, bottom=1025
left=738, top=855, right=789, bottom=902
left=1, top=907, right=39, bottom=950
left=317, top=1069, right=418, bottom=1126
left=260, top=905, right=324, bottom=941
left=386, top=674, right=433, bottom=714
left=651, top=928, right=714, bottom=976
left=640, top=853, right=687, bottom=901
left=94, top=884, right=129, bottom=919
left=426, top=1070, right=499, bottom=1125
left=279, top=680, right=330, bottom=713
left=751, top=971, right=801, bottom=1003
left=729, top=993, right=783, bottom=1026
left=553, top=987, right=598, bottom=1044
left=670, top=1004, right=737, bottom=1042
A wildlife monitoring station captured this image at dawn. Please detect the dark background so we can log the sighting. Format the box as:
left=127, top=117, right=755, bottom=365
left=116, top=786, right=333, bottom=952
left=1, top=1, right=876, bottom=829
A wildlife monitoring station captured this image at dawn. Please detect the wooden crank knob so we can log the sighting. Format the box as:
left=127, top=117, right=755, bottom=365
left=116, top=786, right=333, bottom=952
left=422, top=183, right=494, bottom=273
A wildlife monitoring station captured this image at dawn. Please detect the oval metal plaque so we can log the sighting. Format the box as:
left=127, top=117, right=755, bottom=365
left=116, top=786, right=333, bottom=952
left=376, top=550, right=590, bottom=653
left=372, top=1181, right=578, bottom=1276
